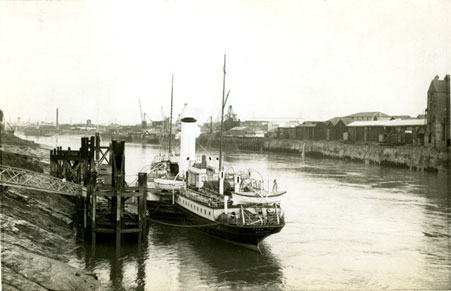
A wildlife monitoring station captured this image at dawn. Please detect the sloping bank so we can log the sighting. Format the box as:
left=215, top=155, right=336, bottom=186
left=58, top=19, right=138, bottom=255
left=1, top=138, right=103, bottom=290
left=264, top=139, right=450, bottom=173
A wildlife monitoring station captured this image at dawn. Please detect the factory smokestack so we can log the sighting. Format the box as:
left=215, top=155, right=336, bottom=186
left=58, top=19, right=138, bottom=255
left=56, top=108, right=59, bottom=129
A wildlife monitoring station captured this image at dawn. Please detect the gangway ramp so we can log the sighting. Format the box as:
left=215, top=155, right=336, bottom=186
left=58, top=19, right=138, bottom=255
left=0, top=165, right=82, bottom=196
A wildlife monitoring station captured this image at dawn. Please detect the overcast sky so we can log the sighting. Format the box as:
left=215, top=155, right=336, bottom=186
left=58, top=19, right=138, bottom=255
left=1, top=0, right=450, bottom=125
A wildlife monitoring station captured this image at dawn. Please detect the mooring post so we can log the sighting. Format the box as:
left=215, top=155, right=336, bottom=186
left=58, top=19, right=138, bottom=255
left=83, top=181, right=88, bottom=237
left=50, top=150, right=55, bottom=176
left=95, top=133, right=100, bottom=162
left=138, top=172, right=147, bottom=241
left=89, top=136, right=95, bottom=171
left=91, top=183, right=97, bottom=249
left=115, top=173, right=122, bottom=248
left=85, top=171, right=96, bottom=230
left=81, top=137, right=89, bottom=183
left=66, top=147, right=72, bottom=180
left=142, top=174, right=147, bottom=234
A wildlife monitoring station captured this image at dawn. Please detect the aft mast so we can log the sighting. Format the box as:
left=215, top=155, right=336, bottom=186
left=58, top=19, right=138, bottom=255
left=169, top=75, right=174, bottom=155
left=219, top=55, right=226, bottom=171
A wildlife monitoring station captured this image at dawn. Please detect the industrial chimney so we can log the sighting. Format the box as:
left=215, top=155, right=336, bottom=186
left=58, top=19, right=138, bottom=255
left=56, top=108, right=59, bottom=129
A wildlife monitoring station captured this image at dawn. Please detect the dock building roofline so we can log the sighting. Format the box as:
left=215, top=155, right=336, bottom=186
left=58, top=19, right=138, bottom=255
left=348, top=119, right=426, bottom=127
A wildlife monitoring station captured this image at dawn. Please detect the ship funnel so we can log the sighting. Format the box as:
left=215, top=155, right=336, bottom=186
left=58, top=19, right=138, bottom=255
left=179, top=117, right=199, bottom=177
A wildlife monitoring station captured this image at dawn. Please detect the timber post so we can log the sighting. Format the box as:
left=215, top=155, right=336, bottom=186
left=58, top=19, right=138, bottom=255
left=115, top=173, right=123, bottom=248
left=138, top=172, right=147, bottom=241
left=111, top=140, right=125, bottom=248
left=81, top=137, right=88, bottom=184
left=91, top=187, right=97, bottom=249
left=95, top=133, right=100, bottom=162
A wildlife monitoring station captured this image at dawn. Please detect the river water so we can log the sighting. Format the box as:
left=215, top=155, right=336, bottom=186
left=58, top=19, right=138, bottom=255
left=20, top=134, right=451, bottom=290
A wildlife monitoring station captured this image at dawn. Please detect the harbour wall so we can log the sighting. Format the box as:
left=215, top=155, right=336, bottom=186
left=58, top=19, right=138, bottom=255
left=197, top=135, right=450, bottom=173
left=265, top=139, right=450, bottom=173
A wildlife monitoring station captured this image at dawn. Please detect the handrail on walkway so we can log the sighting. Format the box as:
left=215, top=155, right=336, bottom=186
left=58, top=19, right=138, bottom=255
left=0, top=165, right=82, bottom=196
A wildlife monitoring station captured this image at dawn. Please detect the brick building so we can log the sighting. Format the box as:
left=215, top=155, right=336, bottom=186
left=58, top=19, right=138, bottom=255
left=425, top=75, right=450, bottom=148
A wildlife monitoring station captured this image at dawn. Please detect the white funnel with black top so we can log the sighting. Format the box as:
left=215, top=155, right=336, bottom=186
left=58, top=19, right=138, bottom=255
left=179, top=117, right=199, bottom=177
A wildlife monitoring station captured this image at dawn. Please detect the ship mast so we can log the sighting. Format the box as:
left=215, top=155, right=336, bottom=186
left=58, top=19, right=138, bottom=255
left=219, top=55, right=226, bottom=171
left=169, top=74, right=174, bottom=155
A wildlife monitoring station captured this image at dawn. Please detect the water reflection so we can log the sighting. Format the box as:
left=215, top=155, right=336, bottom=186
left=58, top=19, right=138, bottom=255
left=148, top=222, right=284, bottom=290
left=76, top=223, right=283, bottom=290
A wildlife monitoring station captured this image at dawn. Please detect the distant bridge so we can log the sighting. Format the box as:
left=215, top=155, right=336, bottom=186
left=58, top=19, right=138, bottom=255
left=0, top=165, right=82, bottom=196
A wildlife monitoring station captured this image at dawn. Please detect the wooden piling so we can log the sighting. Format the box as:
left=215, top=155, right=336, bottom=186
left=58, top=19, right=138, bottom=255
left=115, top=174, right=123, bottom=248
left=95, top=133, right=100, bottom=161
left=138, top=172, right=147, bottom=241
left=91, top=189, right=97, bottom=248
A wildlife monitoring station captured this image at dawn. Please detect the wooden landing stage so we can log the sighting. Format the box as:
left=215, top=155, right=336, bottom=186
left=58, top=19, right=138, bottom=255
left=49, top=133, right=148, bottom=247
left=1, top=134, right=148, bottom=250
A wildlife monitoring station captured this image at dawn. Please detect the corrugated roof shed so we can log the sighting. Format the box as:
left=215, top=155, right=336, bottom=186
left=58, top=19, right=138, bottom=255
left=388, top=119, right=426, bottom=127
left=326, top=117, right=354, bottom=126
left=228, top=126, right=251, bottom=131
left=348, top=119, right=426, bottom=127
left=296, top=123, right=316, bottom=128
left=297, top=121, right=324, bottom=128
left=345, top=112, right=389, bottom=118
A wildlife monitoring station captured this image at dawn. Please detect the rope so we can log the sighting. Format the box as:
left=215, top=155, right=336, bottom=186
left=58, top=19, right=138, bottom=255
left=195, top=139, right=213, bottom=156
left=148, top=218, right=222, bottom=228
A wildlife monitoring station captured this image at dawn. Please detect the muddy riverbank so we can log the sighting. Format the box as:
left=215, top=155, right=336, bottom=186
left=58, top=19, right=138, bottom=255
left=1, top=134, right=103, bottom=290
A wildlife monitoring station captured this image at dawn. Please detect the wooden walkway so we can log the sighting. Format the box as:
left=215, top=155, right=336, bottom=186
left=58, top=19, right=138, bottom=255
left=0, top=165, right=82, bottom=196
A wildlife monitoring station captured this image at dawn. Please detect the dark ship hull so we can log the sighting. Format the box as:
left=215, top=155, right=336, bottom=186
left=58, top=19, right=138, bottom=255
left=147, top=200, right=183, bottom=219
left=177, top=203, right=284, bottom=249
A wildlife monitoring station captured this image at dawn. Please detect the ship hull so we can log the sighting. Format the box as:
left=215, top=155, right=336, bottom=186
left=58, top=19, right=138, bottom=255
left=147, top=201, right=184, bottom=219
left=177, top=204, right=284, bottom=248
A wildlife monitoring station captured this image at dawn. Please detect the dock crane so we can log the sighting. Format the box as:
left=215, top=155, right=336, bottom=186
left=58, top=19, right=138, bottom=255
left=139, top=100, right=147, bottom=130
left=160, top=106, right=169, bottom=132
left=171, top=103, right=188, bottom=132
left=177, top=103, right=187, bottom=123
